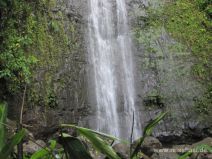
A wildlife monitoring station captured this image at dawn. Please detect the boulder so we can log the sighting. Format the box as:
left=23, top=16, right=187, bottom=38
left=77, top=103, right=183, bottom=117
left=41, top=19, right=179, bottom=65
left=133, top=136, right=162, bottom=157
left=193, top=153, right=212, bottom=159
left=112, top=143, right=130, bottom=159
left=151, top=152, right=179, bottom=159
left=23, top=140, right=46, bottom=155
left=171, top=137, right=212, bottom=159
left=190, top=137, right=212, bottom=159
left=192, top=137, right=212, bottom=147
left=112, top=143, right=151, bottom=159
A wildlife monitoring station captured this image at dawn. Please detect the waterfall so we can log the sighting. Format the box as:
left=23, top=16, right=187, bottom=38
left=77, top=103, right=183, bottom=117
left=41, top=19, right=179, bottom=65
left=87, top=0, right=141, bottom=140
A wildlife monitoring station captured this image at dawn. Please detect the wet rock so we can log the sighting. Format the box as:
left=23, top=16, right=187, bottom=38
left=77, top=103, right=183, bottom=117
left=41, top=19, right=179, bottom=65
left=172, top=144, right=192, bottom=155
left=192, top=153, right=212, bottom=159
left=190, top=137, right=212, bottom=159
left=192, top=137, right=212, bottom=147
left=112, top=143, right=130, bottom=159
left=133, top=136, right=162, bottom=157
left=23, top=140, right=46, bottom=155
left=111, top=143, right=151, bottom=159
left=151, top=152, right=178, bottom=159
left=128, top=0, right=211, bottom=144
left=170, top=138, right=212, bottom=159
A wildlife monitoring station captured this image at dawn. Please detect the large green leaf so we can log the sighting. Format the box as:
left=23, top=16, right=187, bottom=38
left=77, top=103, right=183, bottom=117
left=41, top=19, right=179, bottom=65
left=0, top=102, right=7, bottom=152
left=61, top=125, right=121, bottom=159
left=0, top=128, right=26, bottom=159
left=143, top=112, right=167, bottom=136
left=30, top=148, right=50, bottom=159
left=131, top=112, right=167, bottom=158
left=78, top=128, right=121, bottom=159
left=30, top=140, right=57, bottom=159
left=59, top=136, right=93, bottom=159
left=61, top=124, right=128, bottom=144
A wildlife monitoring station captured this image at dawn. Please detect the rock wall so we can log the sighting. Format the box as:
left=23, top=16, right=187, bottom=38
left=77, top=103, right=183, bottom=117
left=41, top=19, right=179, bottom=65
left=20, top=0, right=89, bottom=137
left=8, top=0, right=211, bottom=142
left=127, top=0, right=212, bottom=143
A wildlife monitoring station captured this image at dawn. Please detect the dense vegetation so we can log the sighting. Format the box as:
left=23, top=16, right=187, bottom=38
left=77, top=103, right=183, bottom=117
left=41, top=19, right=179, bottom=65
left=163, top=0, right=211, bottom=81
left=0, top=103, right=170, bottom=159
left=134, top=0, right=211, bottom=116
left=0, top=0, right=38, bottom=95
left=162, top=0, right=212, bottom=116
left=135, top=0, right=211, bottom=81
left=0, top=0, right=74, bottom=105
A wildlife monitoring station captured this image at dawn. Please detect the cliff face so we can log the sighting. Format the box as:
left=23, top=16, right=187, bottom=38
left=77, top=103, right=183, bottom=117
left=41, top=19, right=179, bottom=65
left=127, top=0, right=212, bottom=143
left=6, top=0, right=211, bottom=142
left=11, top=0, right=90, bottom=137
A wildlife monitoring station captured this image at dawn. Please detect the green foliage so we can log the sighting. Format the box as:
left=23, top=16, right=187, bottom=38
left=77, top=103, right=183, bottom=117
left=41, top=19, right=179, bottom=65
left=31, top=148, right=50, bottom=159
left=196, top=0, right=212, bottom=18
left=0, top=0, right=76, bottom=108
left=0, top=102, right=7, bottom=151
left=0, top=102, right=26, bottom=159
left=134, top=0, right=212, bottom=116
left=0, top=129, right=26, bottom=159
left=134, top=0, right=211, bottom=82
left=131, top=112, right=167, bottom=159
left=22, top=0, right=78, bottom=108
left=194, top=84, right=212, bottom=115
left=61, top=112, right=167, bottom=159
left=158, top=0, right=212, bottom=116
left=162, top=0, right=212, bottom=81
left=0, top=0, right=38, bottom=93
left=61, top=124, right=122, bottom=159
left=59, top=135, right=93, bottom=159
left=0, top=112, right=165, bottom=159
left=49, top=21, right=60, bottom=33
left=61, top=124, right=128, bottom=144
left=30, top=140, right=59, bottom=159
left=0, top=0, right=7, bottom=8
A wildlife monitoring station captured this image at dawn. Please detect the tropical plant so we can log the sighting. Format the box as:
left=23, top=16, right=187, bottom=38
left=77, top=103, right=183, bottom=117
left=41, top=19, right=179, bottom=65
left=0, top=102, right=7, bottom=151
left=58, top=135, right=93, bottom=159
left=60, top=112, right=167, bottom=159
left=131, top=112, right=167, bottom=159
left=30, top=140, right=61, bottom=159
left=60, top=125, right=124, bottom=159
left=0, top=108, right=167, bottom=159
left=0, top=0, right=38, bottom=94
left=0, top=129, right=26, bottom=159
left=0, top=102, right=26, bottom=159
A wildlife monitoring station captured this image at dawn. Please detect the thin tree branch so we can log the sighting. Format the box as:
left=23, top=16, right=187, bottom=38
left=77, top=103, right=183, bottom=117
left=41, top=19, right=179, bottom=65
left=130, top=111, right=135, bottom=157
left=17, top=85, right=27, bottom=159
left=110, top=140, right=115, bottom=146
left=20, top=85, right=27, bottom=125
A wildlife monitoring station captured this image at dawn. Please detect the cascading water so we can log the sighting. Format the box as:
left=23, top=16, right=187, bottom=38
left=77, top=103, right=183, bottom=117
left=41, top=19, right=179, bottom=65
left=87, top=0, right=141, bottom=140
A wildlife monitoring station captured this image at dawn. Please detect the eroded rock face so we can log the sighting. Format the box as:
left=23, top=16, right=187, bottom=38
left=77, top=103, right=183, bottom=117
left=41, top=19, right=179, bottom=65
left=126, top=0, right=212, bottom=143
left=8, top=0, right=211, bottom=143
left=19, top=0, right=89, bottom=137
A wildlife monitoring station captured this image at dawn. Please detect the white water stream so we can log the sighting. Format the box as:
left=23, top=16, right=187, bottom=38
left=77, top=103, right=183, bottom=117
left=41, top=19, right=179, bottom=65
left=87, top=0, right=141, bottom=139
